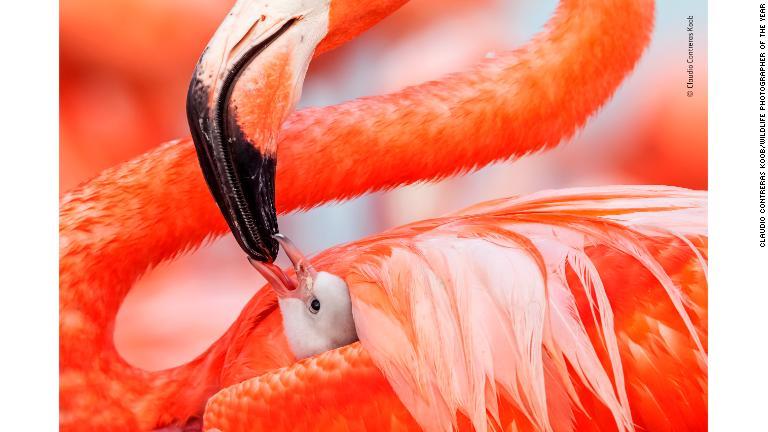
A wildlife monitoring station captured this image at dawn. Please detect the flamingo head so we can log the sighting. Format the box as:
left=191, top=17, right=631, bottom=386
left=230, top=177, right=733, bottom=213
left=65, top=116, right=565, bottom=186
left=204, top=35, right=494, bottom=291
left=185, top=0, right=411, bottom=266
left=249, top=234, right=358, bottom=359
left=186, top=0, right=332, bottom=263
left=186, top=0, right=408, bottom=264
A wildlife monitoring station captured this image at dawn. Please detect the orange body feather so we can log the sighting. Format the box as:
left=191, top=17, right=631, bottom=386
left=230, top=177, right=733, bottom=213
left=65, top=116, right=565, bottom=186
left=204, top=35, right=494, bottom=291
left=204, top=187, right=707, bottom=431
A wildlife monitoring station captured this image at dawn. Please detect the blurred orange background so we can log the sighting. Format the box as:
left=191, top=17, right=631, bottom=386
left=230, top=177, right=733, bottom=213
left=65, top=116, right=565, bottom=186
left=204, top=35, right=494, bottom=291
left=60, top=0, right=707, bottom=370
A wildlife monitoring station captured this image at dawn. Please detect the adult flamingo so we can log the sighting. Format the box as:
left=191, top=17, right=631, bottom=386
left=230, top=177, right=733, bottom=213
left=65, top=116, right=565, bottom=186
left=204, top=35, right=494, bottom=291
left=60, top=0, right=707, bottom=430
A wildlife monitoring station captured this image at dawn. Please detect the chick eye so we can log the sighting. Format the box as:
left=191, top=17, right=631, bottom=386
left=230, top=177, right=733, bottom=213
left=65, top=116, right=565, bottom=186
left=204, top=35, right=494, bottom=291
left=309, top=297, right=321, bottom=314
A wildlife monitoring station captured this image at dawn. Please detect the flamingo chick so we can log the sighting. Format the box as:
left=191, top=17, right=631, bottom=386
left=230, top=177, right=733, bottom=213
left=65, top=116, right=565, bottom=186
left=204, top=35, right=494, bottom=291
left=250, top=234, right=358, bottom=359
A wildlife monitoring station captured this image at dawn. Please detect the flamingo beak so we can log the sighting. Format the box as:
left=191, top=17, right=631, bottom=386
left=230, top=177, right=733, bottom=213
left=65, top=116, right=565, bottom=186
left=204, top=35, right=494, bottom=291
left=187, top=0, right=331, bottom=263
left=274, top=233, right=318, bottom=282
left=248, top=259, right=297, bottom=298
left=248, top=233, right=317, bottom=299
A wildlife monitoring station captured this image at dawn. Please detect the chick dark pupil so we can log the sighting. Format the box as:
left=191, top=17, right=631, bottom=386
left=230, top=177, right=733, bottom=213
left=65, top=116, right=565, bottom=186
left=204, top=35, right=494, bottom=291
left=311, top=298, right=321, bottom=311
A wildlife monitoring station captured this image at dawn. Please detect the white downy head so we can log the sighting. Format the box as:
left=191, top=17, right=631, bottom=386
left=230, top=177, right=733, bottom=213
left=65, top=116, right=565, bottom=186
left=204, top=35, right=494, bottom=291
left=249, top=234, right=358, bottom=359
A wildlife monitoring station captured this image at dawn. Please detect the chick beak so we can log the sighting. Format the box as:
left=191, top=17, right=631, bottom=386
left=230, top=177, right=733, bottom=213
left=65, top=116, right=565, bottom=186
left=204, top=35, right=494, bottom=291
left=274, top=233, right=317, bottom=282
left=186, top=0, right=330, bottom=263
left=248, top=259, right=297, bottom=298
left=249, top=233, right=316, bottom=298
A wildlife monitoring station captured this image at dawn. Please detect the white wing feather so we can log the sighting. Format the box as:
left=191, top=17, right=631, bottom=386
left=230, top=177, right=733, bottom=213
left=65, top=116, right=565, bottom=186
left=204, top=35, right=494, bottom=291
left=349, top=186, right=706, bottom=432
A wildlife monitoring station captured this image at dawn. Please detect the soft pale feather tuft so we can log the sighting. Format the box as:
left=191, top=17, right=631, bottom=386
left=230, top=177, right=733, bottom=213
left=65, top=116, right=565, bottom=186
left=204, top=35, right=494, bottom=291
left=348, top=186, right=706, bottom=432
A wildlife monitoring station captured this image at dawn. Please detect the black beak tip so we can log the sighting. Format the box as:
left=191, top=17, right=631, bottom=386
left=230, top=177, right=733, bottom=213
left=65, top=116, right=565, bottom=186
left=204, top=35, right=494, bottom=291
left=187, top=71, right=281, bottom=264
left=248, top=234, right=280, bottom=263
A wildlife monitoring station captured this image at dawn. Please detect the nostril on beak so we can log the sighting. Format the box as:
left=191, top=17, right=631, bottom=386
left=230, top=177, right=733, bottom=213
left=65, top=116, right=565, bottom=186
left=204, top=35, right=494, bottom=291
left=273, top=233, right=317, bottom=278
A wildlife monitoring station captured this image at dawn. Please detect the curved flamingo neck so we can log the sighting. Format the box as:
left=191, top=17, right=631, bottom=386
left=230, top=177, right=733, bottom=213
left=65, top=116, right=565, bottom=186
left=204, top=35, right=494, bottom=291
left=276, top=0, right=654, bottom=211
left=318, top=0, right=408, bottom=56
left=60, top=241, right=286, bottom=429
left=59, top=149, right=291, bottom=428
